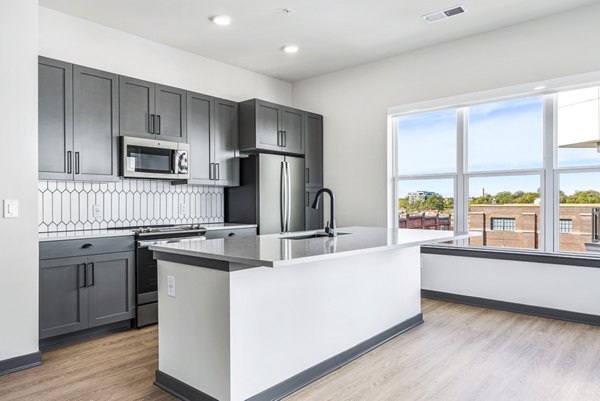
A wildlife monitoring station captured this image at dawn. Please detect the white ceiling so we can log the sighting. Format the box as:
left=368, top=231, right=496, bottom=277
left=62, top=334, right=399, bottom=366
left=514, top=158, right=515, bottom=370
left=40, top=0, right=599, bottom=82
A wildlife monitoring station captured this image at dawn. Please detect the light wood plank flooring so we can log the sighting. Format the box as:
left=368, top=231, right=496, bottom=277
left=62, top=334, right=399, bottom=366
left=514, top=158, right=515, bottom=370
left=2, top=299, right=600, bottom=400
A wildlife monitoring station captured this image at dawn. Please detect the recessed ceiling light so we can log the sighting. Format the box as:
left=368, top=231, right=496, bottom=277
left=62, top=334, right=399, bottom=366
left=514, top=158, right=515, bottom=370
left=533, top=85, right=547, bottom=91
left=423, top=5, right=466, bottom=23
left=211, top=15, right=231, bottom=26
left=282, top=44, right=299, bottom=54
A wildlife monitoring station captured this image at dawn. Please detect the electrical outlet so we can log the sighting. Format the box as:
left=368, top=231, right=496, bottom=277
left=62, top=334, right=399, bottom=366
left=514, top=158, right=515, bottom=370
left=92, top=204, right=102, bottom=220
left=179, top=203, right=188, bottom=217
left=3, top=200, right=19, bottom=218
left=167, top=275, right=176, bottom=297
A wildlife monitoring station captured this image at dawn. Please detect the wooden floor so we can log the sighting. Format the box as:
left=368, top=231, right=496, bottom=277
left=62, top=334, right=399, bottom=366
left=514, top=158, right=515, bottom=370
left=2, top=299, right=600, bottom=400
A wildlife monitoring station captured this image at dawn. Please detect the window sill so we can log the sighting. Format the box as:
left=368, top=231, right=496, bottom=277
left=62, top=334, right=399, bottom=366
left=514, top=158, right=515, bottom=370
left=421, top=244, right=600, bottom=268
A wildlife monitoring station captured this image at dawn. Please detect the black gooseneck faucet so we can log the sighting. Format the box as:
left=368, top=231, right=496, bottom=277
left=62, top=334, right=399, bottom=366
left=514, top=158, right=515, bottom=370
left=311, top=188, right=337, bottom=237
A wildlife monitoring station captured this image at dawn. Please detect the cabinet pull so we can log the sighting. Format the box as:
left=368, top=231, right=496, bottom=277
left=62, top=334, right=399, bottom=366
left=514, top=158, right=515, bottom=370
left=228, top=232, right=236, bottom=237
left=150, top=114, right=155, bottom=134
left=306, top=192, right=310, bottom=207
left=86, top=262, right=95, bottom=287
left=216, top=163, right=220, bottom=181
left=81, top=243, right=94, bottom=249
left=305, top=168, right=309, bottom=184
left=67, top=151, right=72, bottom=174
left=75, top=152, right=80, bottom=174
left=156, top=115, right=161, bottom=135
left=209, top=163, right=213, bottom=180
left=283, top=131, right=287, bottom=147
left=276, top=131, right=281, bottom=147
left=79, top=263, right=87, bottom=288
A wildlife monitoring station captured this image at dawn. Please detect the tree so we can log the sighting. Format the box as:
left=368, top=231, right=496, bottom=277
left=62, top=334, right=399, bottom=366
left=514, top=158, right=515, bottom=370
left=514, top=192, right=539, bottom=204
left=565, top=190, right=600, bottom=204
left=494, top=191, right=515, bottom=204
left=424, top=194, right=446, bottom=212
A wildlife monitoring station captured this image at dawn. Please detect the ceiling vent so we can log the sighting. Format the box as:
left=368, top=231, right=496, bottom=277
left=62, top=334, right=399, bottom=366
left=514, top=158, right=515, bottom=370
left=423, top=5, right=466, bottom=23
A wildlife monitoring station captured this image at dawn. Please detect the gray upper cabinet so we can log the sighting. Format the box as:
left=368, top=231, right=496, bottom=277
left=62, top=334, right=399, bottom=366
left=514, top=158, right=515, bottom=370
left=214, top=98, right=239, bottom=186
left=87, top=251, right=135, bottom=328
left=187, top=92, right=213, bottom=185
left=239, top=99, right=305, bottom=155
left=39, top=57, right=73, bottom=180
left=39, top=256, right=88, bottom=339
left=119, top=76, right=154, bottom=138
left=39, top=57, right=119, bottom=181
left=187, top=93, right=239, bottom=186
left=155, top=84, right=187, bottom=142
left=119, top=77, right=187, bottom=142
left=281, top=106, right=305, bottom=154
left=305, top=113, right=323, bottom=188
left=73, top=66, right=119, bottom=181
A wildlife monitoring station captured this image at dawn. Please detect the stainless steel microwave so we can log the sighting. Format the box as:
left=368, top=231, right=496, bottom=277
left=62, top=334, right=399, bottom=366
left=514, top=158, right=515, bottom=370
left=120, top=136, right=190, bottom=180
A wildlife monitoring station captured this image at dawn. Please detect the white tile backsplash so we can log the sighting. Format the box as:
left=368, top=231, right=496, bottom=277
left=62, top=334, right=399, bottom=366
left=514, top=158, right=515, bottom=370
left=38, top=179, right=224, bottom=232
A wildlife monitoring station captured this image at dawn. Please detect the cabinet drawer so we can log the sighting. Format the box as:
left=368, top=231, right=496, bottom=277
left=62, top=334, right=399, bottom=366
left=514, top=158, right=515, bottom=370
left=204, top=227, right=256, bottom=240
left=40, top=236, right=135, bottom=260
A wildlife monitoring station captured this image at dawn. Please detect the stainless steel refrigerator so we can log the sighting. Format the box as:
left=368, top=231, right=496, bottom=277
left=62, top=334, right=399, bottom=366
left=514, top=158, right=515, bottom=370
left=225, top=154, right=305, bottom=234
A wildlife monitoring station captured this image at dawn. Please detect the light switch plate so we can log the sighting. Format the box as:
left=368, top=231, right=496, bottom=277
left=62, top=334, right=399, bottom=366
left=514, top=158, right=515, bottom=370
left=3, top=200, right=19, bottom=218
left=167, top=275, right=176, bottom=297
left=179, top=203, right=188, bottom=217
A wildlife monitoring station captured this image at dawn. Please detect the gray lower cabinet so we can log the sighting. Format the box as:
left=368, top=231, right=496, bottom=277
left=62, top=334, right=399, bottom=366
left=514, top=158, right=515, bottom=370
left=119, top=76, right=186, bottom=142
left=305, top=113, right=323, bottom=188
left=306, top=189, right=324, bottom=230
left=187, top=92, right=239, bottom=186
left=87, top=252, right=135, bottom=328
left=39, top=57, right=119, bottom=181
left=39, top=256, right=88, bottom=339
left=39, top=238, right=135, bottom=340
left=39, top=57, right=73, bottom=180
left=239, top=99, right=306, bottom=155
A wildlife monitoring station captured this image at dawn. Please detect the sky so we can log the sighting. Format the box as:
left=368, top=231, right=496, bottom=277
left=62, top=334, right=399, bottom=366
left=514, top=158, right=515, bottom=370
left=397, top=91, right=600, bottom=198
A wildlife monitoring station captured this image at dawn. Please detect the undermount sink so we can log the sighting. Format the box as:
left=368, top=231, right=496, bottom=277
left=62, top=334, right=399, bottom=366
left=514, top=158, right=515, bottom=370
left=280, top=232, right=351, bottom=240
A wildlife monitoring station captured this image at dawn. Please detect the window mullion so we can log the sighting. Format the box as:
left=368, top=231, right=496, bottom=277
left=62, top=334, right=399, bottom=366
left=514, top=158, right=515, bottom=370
left=457, top=108, right=468, bottom=238
left=542, top=94, right=557, bottom=253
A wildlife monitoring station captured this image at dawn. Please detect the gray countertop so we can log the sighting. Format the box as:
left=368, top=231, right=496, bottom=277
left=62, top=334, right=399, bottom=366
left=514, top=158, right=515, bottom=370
left=39, top=223, right=257, bottom=242
left=150, top=226, right=474, bottom=268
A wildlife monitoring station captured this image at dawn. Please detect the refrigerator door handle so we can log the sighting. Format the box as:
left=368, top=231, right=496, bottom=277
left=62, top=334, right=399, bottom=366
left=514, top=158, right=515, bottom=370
left=286, top=162, right=292, bottom=232
left=280, top=161, right=286, bottom=233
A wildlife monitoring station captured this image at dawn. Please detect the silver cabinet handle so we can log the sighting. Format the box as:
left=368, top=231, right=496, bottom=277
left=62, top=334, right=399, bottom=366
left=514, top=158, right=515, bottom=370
left=283, top=131, right=287, bottom=147
left=67, top=151, right=72, bottom=174
left=209, top=163, right=213, bottom=180
left=150, top=114, right=155, bottom=134
left=79, top=263, right=86, bottom=288
left=216, top=163, right=220, bottom=181
left=156, top=115, right=161, bottom=135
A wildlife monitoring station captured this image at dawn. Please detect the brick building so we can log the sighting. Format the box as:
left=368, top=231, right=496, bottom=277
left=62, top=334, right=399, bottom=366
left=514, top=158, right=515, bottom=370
left=468, top=204, right=597, bottom=252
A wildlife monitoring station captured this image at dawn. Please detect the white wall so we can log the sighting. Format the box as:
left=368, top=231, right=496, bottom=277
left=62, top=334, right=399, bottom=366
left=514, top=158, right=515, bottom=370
left=292, top=3, right=600, bottom=227
left=422, top=254, right=600, bottom=315
left=0, top=0, right=39, bottom=361
left=39, top=7, right=292, bottom=105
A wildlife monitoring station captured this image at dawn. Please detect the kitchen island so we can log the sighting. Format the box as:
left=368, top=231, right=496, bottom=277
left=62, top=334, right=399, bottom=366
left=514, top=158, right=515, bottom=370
left=150, top=227, right=471, bottom=401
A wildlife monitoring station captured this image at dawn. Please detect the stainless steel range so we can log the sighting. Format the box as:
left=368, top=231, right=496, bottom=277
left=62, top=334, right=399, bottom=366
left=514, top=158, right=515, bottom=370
left=130, top=224, right=207, bottom=327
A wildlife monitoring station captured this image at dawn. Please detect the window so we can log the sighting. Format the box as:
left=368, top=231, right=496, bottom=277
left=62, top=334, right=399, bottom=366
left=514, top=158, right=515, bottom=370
left=392, top=84, right=600, bottom=255
left=491, top=218, right=516, bottom=231
left=559, top=219, right=573, bottom=233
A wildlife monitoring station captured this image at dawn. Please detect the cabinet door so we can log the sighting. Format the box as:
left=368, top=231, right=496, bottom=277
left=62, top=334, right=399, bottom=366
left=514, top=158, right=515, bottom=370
left=39, top=256, right=88, bottom=339
left=214, top=98, right=239, bottom=186
left=187, top=92, right=214, bottom=185
left=119, top=76, right=155, bottom=138
left=155, top=84, right=187, bottom=142
left=305, top=113, right=323, bottom=188
left=38, top=57, right=73, bottom=180
left=281, top=106, right=305, bottom=155
left=87, top=251, right=135, bottom=328
left=73, top=65, right=119, bottom=181
left=305, top=189, right=324, bottom=231
left=255, top=100, right=281, bottom=150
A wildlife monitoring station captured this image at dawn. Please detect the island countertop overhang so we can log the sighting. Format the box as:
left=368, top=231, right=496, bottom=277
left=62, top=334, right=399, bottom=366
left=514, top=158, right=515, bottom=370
left=150, top=226, right=475, bottom=269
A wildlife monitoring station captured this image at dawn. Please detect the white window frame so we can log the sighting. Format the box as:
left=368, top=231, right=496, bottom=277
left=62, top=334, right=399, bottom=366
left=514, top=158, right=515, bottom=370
left=389, top=78, right=600, bottom=255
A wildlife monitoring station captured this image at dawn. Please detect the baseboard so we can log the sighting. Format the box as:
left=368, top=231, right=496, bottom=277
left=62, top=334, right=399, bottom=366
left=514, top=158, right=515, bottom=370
left=422, top=289, right=600, bottom=326
left=40, top=320, right=133, bottom=351
left=0, top=351, right=42, bottom=377
left=248, top=313, right=423, bottom=401
left=155, top=370, right=218, bottom=401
